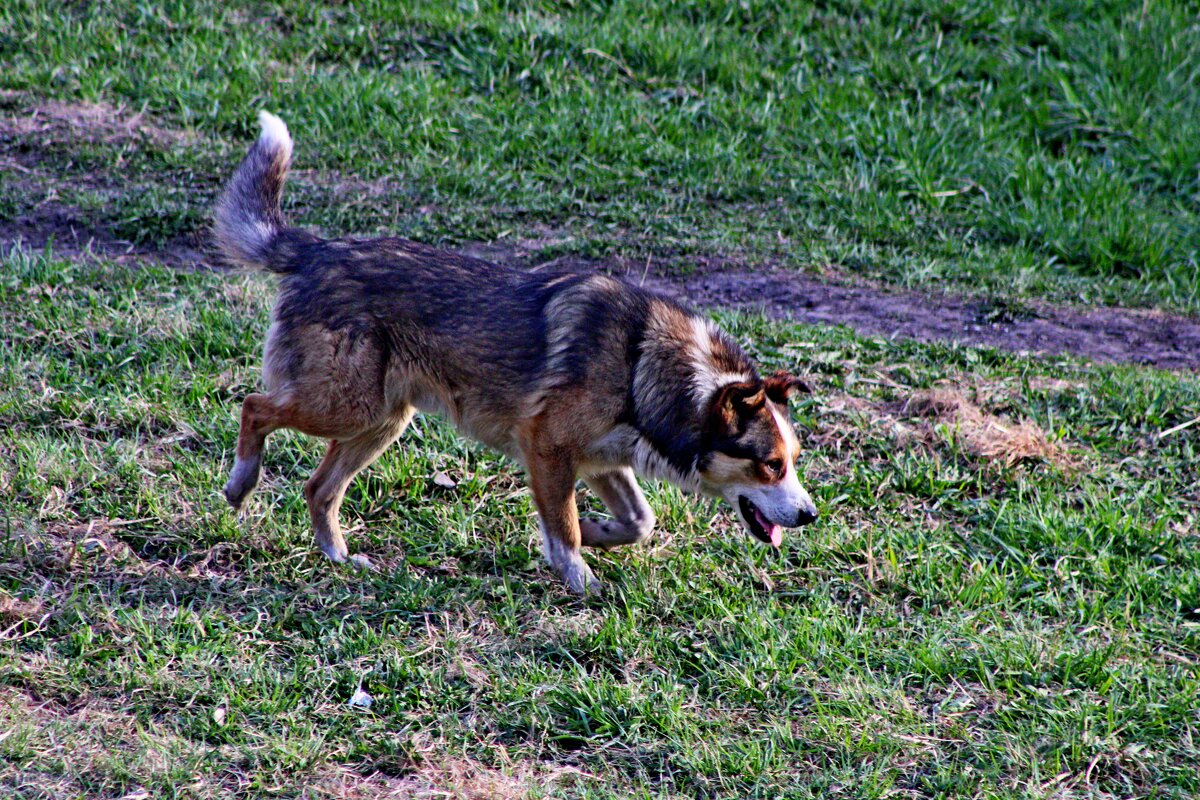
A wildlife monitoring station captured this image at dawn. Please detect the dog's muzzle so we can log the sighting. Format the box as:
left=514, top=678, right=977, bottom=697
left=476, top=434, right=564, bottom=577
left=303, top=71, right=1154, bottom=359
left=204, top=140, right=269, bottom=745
left=737, top=494, right=817, bottom=548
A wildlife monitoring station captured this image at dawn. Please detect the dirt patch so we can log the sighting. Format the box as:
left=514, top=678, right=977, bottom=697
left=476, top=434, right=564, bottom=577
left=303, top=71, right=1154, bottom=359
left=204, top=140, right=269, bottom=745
left=0, top=95, right=208, bottom=267
left=3, top=93, right=1198, bottom=370
left=0, top=198, right=209, bottom=269
left=0, top=94, right=191, bottom=149
left=517, top=252, right=1200, bottom=371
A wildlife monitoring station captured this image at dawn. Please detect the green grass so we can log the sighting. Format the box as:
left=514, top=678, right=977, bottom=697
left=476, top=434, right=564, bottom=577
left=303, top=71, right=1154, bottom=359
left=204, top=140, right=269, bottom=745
left=3, top=2, right=1200, bottom=797
left=2, top=251, right=1199, bottom=798
left=2, top=0, right=1199, bottom=310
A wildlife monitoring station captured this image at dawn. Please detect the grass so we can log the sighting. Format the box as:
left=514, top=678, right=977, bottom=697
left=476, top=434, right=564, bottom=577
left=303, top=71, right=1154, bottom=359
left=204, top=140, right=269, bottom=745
left=1, top=0, right=1199, bottom=311
left=2, top=250, right=1199, bottom=798
left=3, top=1, right=1200, bottom=797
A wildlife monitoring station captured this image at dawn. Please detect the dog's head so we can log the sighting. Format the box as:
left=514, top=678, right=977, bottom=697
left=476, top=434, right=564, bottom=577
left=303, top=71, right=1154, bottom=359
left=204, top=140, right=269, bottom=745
left=698, top=371, right=817, bottom=547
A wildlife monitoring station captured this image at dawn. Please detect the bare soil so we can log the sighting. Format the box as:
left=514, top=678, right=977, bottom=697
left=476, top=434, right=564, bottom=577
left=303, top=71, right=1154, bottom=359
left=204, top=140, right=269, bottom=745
left=3, top=95, right=1199, bottom=371
left=6, top=202, right=1200, bottom=370
left=0, top=95, right=191, bottom=148
left=0, top=199, right=209, bottom=269
left=0, top=95, right=208, bottom=269
left=467, top=246, right=1200, bottom=371
left=662, top=263, right=1200, bottom=371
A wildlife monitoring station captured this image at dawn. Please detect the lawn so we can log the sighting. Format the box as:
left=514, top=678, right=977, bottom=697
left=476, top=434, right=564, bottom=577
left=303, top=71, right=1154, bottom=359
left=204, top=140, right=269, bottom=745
left=2, top=0, right=1198, bottom=311
left=2, top=1, right=1199, bottom=798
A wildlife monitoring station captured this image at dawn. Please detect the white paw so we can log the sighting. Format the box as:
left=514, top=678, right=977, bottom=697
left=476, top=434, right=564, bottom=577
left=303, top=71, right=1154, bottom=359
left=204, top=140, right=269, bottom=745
left=224, top=458, right=260, bottom=509
left=348, top=554, right=373, bottom=571
left=319, top=541, right=349, bottom=563
left=561, top=559, right=602, bottom=596
left=542, top=525, right=602, bottom=595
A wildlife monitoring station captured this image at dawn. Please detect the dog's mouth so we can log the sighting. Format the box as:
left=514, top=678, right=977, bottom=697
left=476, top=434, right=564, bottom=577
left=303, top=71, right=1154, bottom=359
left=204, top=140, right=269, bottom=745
left=738, top=495, right=782, bottom=549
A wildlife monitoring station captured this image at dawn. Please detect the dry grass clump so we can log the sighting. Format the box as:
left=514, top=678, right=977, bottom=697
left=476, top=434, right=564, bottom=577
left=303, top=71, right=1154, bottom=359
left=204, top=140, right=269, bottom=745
left=903, top=387, right=1069, bottom=468
left=302, top=759, right=540, bottom=800
left=812, top=383, right=1074, bottom=471
left=393, top=759, right=539, bottom=800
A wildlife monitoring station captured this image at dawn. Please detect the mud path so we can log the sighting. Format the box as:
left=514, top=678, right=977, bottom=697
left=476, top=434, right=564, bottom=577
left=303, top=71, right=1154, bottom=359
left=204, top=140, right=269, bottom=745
left=2, top=94, right=1198, bottom=371
left=4, top=203, right=1199, bottom=370
left=470, top=248, right=1200, bottom=372
left=662, top=266, right=1200, bottom=371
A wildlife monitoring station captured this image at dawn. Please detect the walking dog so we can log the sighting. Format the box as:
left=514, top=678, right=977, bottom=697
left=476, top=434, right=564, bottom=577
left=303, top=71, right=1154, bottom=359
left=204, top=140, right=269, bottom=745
left=214, top=112, right=818, bottom=594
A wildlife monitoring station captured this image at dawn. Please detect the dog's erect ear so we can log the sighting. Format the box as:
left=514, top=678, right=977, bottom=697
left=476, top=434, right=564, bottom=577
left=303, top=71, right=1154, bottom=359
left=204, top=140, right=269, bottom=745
left=764, top=371, right=811, bottom=405
left=711, top=380, right=766, bottom=433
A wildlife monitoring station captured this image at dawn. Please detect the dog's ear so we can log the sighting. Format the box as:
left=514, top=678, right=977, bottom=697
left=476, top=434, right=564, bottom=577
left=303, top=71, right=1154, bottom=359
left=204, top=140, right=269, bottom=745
left=764, top=371, right=811, bottom=405
left=711, top=380, right=766, bottom=433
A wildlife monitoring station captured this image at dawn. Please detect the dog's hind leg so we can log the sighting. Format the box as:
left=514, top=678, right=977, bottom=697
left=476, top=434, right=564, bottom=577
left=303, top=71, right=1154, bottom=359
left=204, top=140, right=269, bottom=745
left=580, top=467, right=656, bottom=549
left=225, top=392, right=287, bottom=510
left=304, top=406, right=415, bottom=564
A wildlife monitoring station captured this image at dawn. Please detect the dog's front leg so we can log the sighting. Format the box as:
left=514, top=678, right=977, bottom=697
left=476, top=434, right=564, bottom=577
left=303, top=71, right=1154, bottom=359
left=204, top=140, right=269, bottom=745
left=524, top=449, right=600, bottom=595
left=580, top=467, right=656, bottom=549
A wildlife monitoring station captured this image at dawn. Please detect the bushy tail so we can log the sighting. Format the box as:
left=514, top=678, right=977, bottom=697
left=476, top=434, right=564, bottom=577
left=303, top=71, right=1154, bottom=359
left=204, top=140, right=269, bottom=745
left=213, top=111, right=294, bottom=271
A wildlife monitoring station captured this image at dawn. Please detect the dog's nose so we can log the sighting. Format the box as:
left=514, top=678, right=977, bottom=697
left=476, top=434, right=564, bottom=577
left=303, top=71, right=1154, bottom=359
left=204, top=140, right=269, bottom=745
left=794, top=506, right=818, bottom=527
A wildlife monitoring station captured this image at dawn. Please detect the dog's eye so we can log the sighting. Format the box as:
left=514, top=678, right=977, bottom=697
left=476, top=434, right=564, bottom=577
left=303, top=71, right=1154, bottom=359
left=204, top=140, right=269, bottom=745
left=764, top=458, right=784, bottom=477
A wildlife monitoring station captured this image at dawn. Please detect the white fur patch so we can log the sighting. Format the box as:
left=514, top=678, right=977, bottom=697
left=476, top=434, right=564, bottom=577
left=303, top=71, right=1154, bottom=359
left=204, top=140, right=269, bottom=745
left=632, top=436, right=700, bottom=492
left=687, top=318, right=751, bottom=408
left=587, top=425, right=701, bottom=492
left=768, top=402, right=801, bottom=461
left=257, top=110, right=293, bottom=158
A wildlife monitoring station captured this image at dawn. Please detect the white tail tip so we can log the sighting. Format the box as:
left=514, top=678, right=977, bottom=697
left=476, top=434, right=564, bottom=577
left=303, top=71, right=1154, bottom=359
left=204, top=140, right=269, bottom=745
left=257, top=110, right=292, bottom=156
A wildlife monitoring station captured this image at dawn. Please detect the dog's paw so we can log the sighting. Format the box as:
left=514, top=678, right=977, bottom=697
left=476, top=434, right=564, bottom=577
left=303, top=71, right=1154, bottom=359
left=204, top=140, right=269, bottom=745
left=541, top=526, right=603, bottom=596
left=224, top=459, right=261, bottom=510
left=224, top=489, right=249, bottom=512
left=318, top=539, right=350, bottom=563
left=223, top=477, right=244, bottom=510
left=559, top=558, right=603, bottom=596
left=580, top=518, right=653, bottom=549
left=347, top=553, right=373, bottom=571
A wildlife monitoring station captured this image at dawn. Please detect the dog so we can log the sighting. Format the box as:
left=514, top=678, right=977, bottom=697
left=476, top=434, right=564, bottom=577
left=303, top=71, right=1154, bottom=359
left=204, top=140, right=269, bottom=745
left=214, top=111, right=818, bottom=594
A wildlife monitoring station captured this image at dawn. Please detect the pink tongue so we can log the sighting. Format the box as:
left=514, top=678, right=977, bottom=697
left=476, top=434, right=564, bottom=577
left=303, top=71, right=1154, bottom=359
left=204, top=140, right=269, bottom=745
left=754, top=507, right=783, bottom=548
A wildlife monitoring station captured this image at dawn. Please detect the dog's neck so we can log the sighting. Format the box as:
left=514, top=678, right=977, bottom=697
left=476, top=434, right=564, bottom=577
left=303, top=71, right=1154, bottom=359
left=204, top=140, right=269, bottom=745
left=617, top=311, right=757, bottom=491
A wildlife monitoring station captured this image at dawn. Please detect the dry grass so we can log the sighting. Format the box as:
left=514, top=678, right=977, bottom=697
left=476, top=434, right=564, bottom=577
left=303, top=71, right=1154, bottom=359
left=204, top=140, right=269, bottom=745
left=301, top=761, right=540, bottom=800
left=302, top=743, right=583, bottom=800
left=392, top=759, right=541, bottom=800
left=816, top=383, right=1073, bottom=471
left=904, top=386, right=1071, bottom=468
